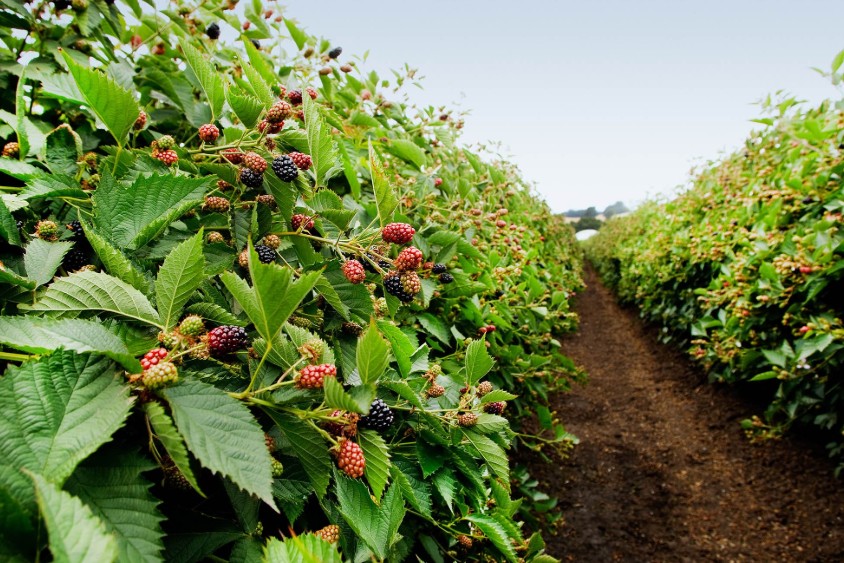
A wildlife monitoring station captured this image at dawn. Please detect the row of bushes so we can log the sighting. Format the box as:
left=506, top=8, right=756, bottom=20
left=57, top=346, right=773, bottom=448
left=586, top=61, right=844, bottom=470
left=0, top=0, right=582, bottom=561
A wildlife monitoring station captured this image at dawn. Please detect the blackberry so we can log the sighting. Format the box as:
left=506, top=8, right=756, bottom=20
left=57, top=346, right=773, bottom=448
left=342, top=322, right=363, bottom=336
left=142, top=361, right=179, bottom=389
left=291, top=214, right=315, bottom=231
left=2, top=142, right=20, bottom=158
left=271, top=458, right=284, bottom=477
left=156, top=135, right=175, bottom=150
left=206, top=22, right=221, bottom=39
left=66, top=220, right=85, bottom=241
left=162, top=463, right=192, bottom=491
left=36, top=220, right=59, bottom=241
left=384, top=272, right=414, bottom=302
left=155, top=150, right=178, bottom=166
left=314, top=524, right=340, bottom=544
left=287, top=89, right=303, bottom=105
left=256, top=194, right=276, bottom=208
left=222, top=148, right=244, bottom=164
left=306, top=87, right=318, bottom=100
left=63, top=248, right=90, bottom=272
left=206, top=232, right=225, bottom=244
left=140, top=348, right=168, bottom=370
left=432, top=263, right=447, bottom=274
left=240, top=167, right=264, bottom=188
left=457, top=413, right=478, bottom=427
left=360, top=398, right=394, bottom=431
left=289, top=152, right=312, bottom=170
left=476, top=381, right=493, bottom=396
left=492, top=289, right=505, bottom=299
left=203, top=196, right=230, bottom=213
left=335, top=438, right=365, bottom=478
left=266, top=101, right=291, bottom=123
left=342, top=259, right=366, bottom=284
left=439, top=272, right=454, bottom=284
left=295, top=363, right=337, bottom=389
left=328, top=46, right=342, bottom=59
left=457, top=535, right=473, bottom=549
left=483, top=401, right=506, bottom=415
left=207, top=325, right=249, bottom=357
left=254, top=244, right=276, bottom=264
left=381, top=222, right=415, bottom=244
left=263, top=234, right=281, bottom=249
left=198, top=123, right=220, bottom=143
left=134, top=110, right=147, bottom=130
left=426, top=384, right=445, bottom=398
left=394, top=246, right=423, bottom=271
left=399, top=271, right=422, bottom=295
left=272, top=155, right=298, bottom=182
left=243, top=152, right=267, bottom=173
left=178, top=315, right=205, bottom=337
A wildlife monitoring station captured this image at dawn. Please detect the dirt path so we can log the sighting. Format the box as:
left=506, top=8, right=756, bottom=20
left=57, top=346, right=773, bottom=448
left=524, top=264, right=844, bottom=562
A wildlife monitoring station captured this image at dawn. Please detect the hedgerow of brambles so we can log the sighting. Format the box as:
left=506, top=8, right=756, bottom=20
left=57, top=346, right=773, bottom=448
left=586, top=50, right=844, bottom=473
left=0, top=0, right=583, bottom=561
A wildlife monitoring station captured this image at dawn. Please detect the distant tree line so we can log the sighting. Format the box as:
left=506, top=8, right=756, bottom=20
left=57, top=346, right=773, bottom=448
left=562, top=201, right=630, bottom=232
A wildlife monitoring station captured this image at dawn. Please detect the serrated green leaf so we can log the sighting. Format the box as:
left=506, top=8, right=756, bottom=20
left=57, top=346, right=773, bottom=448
left=473, top=413, right=510, bottom=434
left=322, top=267, right=374, bottom=321
left=0, top=317, right=140, bottom=371
left=323, top=377, right=374, bottom=414
left=465, top=338, right=494, bottom=385
left=185, top=302, right=246, bottom=326
left=93, top=172, right=209, bottom=250
left=162, top=380, right=276, bottom=510
left=180, top=39, right=225, bottom=119
left=302, top=92, right=338, bottom=187
left=0, top=158, right=40, bottom=180
left=335, top=472, right=404, bottom=558
left=65, top=449, right=165, bottom=563
left=242, top=39, right=278, bottom=91
left=383, top=139, right=427, bottom=170
left=0, top=351, right=132, bottom=485
left=44, top=124, right=83, bottom=175
left=28, top=270, right=162, bottom=327
left=463, top=430, right=509, bottom=484
left=263, top=533, right=343, bottom=563
left=31, top=472, right=118, bottom=563
left=143, top=402, right=202, bottom=495
left=155, top=231, right=205, bottom=329
left=0, top=196, right=21, bottom=246
left=431, top=469, right=457, bottom=513
left=391, top=463, right=432, bottom=519
left=23, top=239, right=72, bottom=287
left=314, top=274, right=351, bottom=320
left=19, top=173, right=87, bottom=201
left=83, top=223, right=151, bottom=294
left=357, top=320, right=390, bottom=385
left=15, top=65, right=29, bottom=158
left=240, top=52, right=275, bottom=107
left=359, top=429, right=391, bottom=502
left=226, top=86, right=264, bottom=129
left=465, top=514, right=518, bottom=562
left=416, top=313, right=450, bottom=345
left=369, top=143, right=397, bottom=227
left=265, top=410, right=331, bottom=497
left=479, top=389, right=518, bottom=404
left=60, top=50, right=139, bottom=146
left=283, top=19, right=307, bottom=50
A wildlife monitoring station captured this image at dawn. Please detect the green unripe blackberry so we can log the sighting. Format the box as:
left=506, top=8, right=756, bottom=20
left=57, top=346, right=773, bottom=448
left=179, top=315, right=205, bottom=337
left=36, top=220, right=59, bottom=241
left=156, top=135, right=175, bottom=150
left=142, top=361, right=179, bottom=389
left=271, top=458, right=284, bottom=477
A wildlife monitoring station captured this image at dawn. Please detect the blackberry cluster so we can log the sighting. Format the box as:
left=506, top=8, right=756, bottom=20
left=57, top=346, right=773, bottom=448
left=314, top=524, right=340, bottom=544
left=206, top=22, right=220, bottom=39
left=66, top=220, right=85, bottom=241
left=439, top=272, right=454, bottom=283
left=207, top=325, right=249, bottom=357
left=432, top=263, right=447, bottom=274
left=381, top=222, right=415, bottom=244
left=328, top=46, right=342, bottom=59
left=63, top=248, right=89, bottom=272
left=240, top=168, right=263, bottom=188
left=335, top=438, right=365, bottom=478
left=360, top=398, right=394, bottom=431
left=203, top=196, right=230, bottom=213
left=272, top=155, right=298, bottom=182
left=254, top=244, right=276, bottom=264
left=384, top=272, right=414, bottom=302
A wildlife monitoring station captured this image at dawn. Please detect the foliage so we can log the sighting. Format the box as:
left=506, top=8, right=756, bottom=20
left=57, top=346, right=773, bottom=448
left=586, top=68, right=844, bottom=469
left=0, top=0, right=582, bottom=560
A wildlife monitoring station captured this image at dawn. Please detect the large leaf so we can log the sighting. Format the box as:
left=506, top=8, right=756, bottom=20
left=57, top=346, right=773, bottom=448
left=335, top=473, right=404, bottom=559
left=23, top=238, right=73, bottom=286
left=302, top=91, right=338, bottom=187
left=0, top=196, right=22, bottom=246
left=356, top=320, right=390, bottom=385
left=359, top=429, right=391, bottom=502
left=61, top=50, right=139, bottom=146
left=263, top=534, right=343, bottom=563
left=28, top=270, right=162, bottom=328
left=383, top=139, right=427, bottom=170
left=465, top=338, right=494, bottom=385
left=65, top=449, right=165, bottom=563
left=226, top=85, right=263, bottom=129
left=0, top=351, right=132, bottom=485
left=143, top=402, right=202, bottom=495
left=0, top=317, right=140, bottom=371
left=155, top=231, right=205, bottom=329
left=179, top=39, right=225, bottom=119
left=15, top=65, right=29, bottom=158
left=369, top=143, right=397, bottom=227
left=44, top=124, right=83, bottom=175
left=465, top=514, right=518, bottom=562
left=92, top=172, right=209, bottom=250
left=463, top=430, right=509, bottom=485
left=31, top=472, right=118, bottom=563
left=83, top=224, right=151, bottom=294
left=265, top=410, right=331, bottom=497
left=162, top=380, right=276, bottom=510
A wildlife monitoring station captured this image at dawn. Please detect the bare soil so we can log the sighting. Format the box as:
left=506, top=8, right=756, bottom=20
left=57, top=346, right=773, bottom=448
left=524, top=264, right=844, bottom=562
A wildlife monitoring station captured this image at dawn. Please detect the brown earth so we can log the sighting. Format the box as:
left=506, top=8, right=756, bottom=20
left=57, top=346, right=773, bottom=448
left=524, top=264, right=844, bottom=562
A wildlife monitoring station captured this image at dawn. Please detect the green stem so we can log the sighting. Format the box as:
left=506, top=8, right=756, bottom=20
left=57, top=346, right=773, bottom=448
left=0, top=351, right=33, bottom=362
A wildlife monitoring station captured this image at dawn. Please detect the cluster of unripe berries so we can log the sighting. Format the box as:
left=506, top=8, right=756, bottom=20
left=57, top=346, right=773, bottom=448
left=295, top=363, right=337, bottom=389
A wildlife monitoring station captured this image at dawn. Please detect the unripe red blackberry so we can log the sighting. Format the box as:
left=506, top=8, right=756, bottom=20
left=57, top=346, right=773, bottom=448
left=439, top=272, right=454, bottom=284
left=262, top=234, right=281, bottom=249
left=256, top=194, right=277, bottom=209
left=156, top=135, right=175, bottom=150
left=328, top=46, right=342, bottom=59
left=381, top=222, right=415, bottom=244
left=295, top=363, right=337, bottom=389
left=217, top=179, right=233, bottom=191
left=306, top=87, right=318, bottom=100
left=206, top=22, right=221, bottom=40
left=2, top=142, right=19, bottom=158
left=483, top=401, right=506, bottom=415
left=206, top=231, right=225, bottom=244
left=400, top=271, right=422, bottom=295
left=394, top=246, right=423, bottom=271
left=432, top=263, right=447, bottom=274
left=342, top=260, right=366, bottom=284
left=291, top=213, right=314, bottom=231
left=476, top=381, right=493, bottom=396
left=434, top=177, right=443, bottom=187
left=287, top=89, right=303, bottom=105
left=314, top=524, right=340, bottom=543
left=257, top=119, right=282, bottom=134
left=239, top=167, right=263, bottom=188
left=243, top=152, right=267, bottom=173
left=207, top=325, right=249, bottom=357
left=254, top=244, right=276, bottom=264
left=457, top=535, right=473, bottom=549
left=271, top=458, right=284, bottom=477
left=222, top=148, right=244, bottom=164
left=457, top=413, right=478, bottom=427
left=134, top=110, right=147, bottom=130
left=384, top=271, right=414, bottom=303
left=289, top=152, right=312, bottom=170
left=272, top=155, right=298, bottom=181
left=155, top=149, right=178, bottom=166
left=142, top=361, right=179, bottom=389
left=203, top=196, right=230, bottom=213
left=140, top=347, right=168, bottom=370
left=35, top=220, right=59, bottom=241
left=266, top=101, right=291, bottom=123
left=179, top=315, right=205, bottom=337
left=324, top=410, right=353, bottom=437
left=360, top=398, right=394, bottom=431
left=335, top=438, right=365, bottom=478
left=426, top=384, right=445, bottom=398
left=198, top=123, right=220, bottom=143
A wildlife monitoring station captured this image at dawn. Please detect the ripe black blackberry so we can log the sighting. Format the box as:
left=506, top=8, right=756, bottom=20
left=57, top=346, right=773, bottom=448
left=360, top=398, right=394, bottom=431
left=384, top=273, right=414, bottom=302
left=272, top=155, right=298, bottom=182
left=439, top=272, right=454, bottom=283
left=328, top=46, right=342, bottom=59
left=63, top=248, right=89, bottom=272
left=240, top=167, right=263, bottom=188
left=207, top=325, right=249, bottom=357
left=254, top=244, right=276, bottom=264
left=66, top=220, right=85, bottom=241
left=206, top=22, right=220, bottom=40
left=431, top=263, right=447, bottom=274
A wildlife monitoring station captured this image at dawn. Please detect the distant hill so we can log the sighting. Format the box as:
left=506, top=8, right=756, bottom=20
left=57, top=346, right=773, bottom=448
left=563, top=201, right=629, bottom=219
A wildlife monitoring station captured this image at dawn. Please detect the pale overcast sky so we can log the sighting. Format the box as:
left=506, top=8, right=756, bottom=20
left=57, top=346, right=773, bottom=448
left=286, top=2, right=844, bottom=212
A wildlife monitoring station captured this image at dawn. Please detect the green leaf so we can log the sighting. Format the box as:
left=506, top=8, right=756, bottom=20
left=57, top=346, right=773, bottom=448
left=155, top=231, right=205, bottom=329
left=0, top=351, right=132, bottom=485
left=179, top=39, right=225, bottom=119
left=0, top=196, right=22, bottom=246
left=44, top=125, right=83, bottom=176
left=302, top=90, right=338, bottom=187
left=93, top=172, right=209, bottom=250
left=65, top=449, right=165, bottom=563
left=369, top=143, right=397, bottom=227
left=242, top=39, right=279, bottom=91
left=416, top=313, right=450, bottom=345
left=383, top=139, right=427, bottom=170
left=473, top=413, right=509, bottom=434
left=314, top=274, right=351, bottom=320
left=0, top=317, right=140, bottom=371
left=28, top=270, right=162, bottom=327
left=390, top=463, right=432, bottom=519
left=323, top=376, right=373, bottom=414
left=322, top=267, right=374, bottom=321
left=264, top=410, right=331, bottom=497
left=226, top=86, right=264, bottom=129
left=23, top=239, right=73, bottom=287
left=143, top=402, right=202, bottom=495
left=283, top=18, right=307, bottom=50
left=239, top=50, right=275, bottom=106
left=465, top=338, right=494, bottom=385
left=480, top=389, right=518, bottom=404
left=19, top=173, right=87, bottom=202
left=162, top=380, right=276, bottom=510
left=357, top=320, right=390, bottom=385
left=463, top=430, right=509, bottom=484
left=376, top=321, right=415, bottom=377
left=31, top=472, right=118, bottom=563
left=466, top=514, right=518, bottom=562
left=15, top=65, right=29, bottom=158
left=60, top=50, right=139, bottom=146
left=0, top=158, right=40, bottom=180
left=359, top=429, right=391, bottom=502
left=833, top=48, right=844, bottom=74
left=335, top=473, right=405, bottom=558
left=83, top=224, right=151, bottom=294
left=263, top=533, right=343, bottom=563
